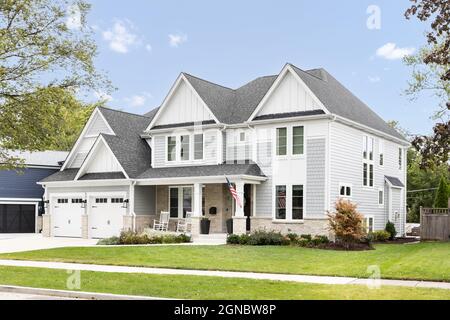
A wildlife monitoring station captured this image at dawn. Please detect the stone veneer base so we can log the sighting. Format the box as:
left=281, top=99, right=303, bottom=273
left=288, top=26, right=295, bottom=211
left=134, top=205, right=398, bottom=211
left=250, top=217, right=331, bottom=237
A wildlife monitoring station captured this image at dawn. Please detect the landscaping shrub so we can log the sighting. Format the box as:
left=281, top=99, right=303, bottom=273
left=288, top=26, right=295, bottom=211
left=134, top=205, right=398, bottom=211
left=300, top=234, right=312, bottom=241
left=311, top=235, right=330, bottom=246
left=286, top=233, right=298, bottom=242
left=327, top=199, right=365, bottom=248
left=370, top=230, right=390, bottom=242
left=96, top=236, right=120, bottom=245
left=226, top=234, right=240, bottom=244
left=98, top=231, right=191, bottom=245
left=385, top=221, right=397, bottom=240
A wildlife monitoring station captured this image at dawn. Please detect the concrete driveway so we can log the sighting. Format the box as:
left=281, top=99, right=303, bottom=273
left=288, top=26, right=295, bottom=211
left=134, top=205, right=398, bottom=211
left=0, top=234, right=98, bottom=254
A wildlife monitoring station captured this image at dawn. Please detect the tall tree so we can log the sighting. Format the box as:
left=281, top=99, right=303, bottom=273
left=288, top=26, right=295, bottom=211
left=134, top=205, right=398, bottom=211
left=404, top=0, right=450, bottom=169
left=0, top=0, right=111, bottom=167
left=433, top=176, right=449, bottom=208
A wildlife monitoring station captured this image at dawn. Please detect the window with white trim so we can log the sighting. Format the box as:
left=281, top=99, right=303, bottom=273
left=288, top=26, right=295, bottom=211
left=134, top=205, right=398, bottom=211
left=292, top=185, right=304, bottom=220
left=194, top=134, right=203, bottom=160
left=365, top=216, right=374, bottom=233
left=276, top=128, right=287, bottom=156
left=239, top=132, right=246, bottom=142
left=275, top=185, right=286, bottom=219
left=111, top=198, right=124, bottom=203
left=378, top=189, right=384, bottom=205
left=379, top=140, right=384, bottom=166
left=95, top=198, right=107, bottom=204
left=339, top=184, right=352, bottom=197
left=169, top=186, right=192, bottom=218
left=71, top=198, right=83, bottom=204
left=180, top=135, right=190, bottom=161
left=292, top=126, right=304, bottom=155
left=167, top=136, right=176, bottom=162
left=363, top=135, right=374, bottom=187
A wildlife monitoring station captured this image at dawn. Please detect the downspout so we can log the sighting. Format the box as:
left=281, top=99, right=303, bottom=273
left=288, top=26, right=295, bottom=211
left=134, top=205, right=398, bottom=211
left=129, top=180, right=137, bottom=231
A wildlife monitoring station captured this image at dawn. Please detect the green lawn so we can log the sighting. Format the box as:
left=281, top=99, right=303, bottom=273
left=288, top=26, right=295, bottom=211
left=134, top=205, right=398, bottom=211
left=1, top=242, right=449, bottom=282
left=0, top=266, right=448, bottom=300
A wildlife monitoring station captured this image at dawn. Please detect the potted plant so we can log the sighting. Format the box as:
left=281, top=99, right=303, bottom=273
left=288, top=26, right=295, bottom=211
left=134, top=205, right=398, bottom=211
left=200, top=217, right=211, bottom=234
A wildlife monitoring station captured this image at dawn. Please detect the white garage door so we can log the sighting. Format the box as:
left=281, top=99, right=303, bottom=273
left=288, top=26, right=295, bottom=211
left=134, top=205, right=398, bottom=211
left=89, top=196, right=126, bottom=239
left=52, top=197, right=83, bottom=238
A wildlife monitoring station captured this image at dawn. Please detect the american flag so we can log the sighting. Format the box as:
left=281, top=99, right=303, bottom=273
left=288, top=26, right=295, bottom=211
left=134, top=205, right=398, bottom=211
left=226, top=177, right=242, bottom=208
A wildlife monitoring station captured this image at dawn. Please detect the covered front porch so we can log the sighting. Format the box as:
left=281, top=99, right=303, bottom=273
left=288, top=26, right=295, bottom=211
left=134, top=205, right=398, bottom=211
left=134, top=175, right=265, bottom=237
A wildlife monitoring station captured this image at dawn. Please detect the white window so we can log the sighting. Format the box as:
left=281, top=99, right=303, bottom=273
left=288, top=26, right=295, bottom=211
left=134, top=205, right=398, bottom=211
left=274, top=184, right=304, bottom=221
left=169, top=186, right=192, bottom=219
left=292, top=126, right=304, bottom=155
left=275, top=185, right=286, bottom=219
left=365, top=216, right=374, bottom=233
left=194, top=134, right=203, bottom=160
left=398, top=148, right=403, bottom=170
left=276, top=128, right=287, bottom=156
left=363, top=135, right=374, bottom=187
left=379, top=140, right=384, bottom=166
left=339, top=184, right=352, bottom=197
left=378, top=189, right=384, bottom=205
left=292, top=185, right=304, bottom=220
left=167, top=136, right=176, bottom=162
left=180, top=135, right=190, bottom=161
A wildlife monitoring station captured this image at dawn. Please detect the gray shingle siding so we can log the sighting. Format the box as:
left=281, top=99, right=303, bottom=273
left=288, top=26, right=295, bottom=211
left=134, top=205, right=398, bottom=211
left=0, top=168, right=58, bottom=199
left=306, top=138, right=326, bottom=218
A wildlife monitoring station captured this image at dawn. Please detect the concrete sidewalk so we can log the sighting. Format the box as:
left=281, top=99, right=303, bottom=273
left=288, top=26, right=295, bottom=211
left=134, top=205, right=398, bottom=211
left=0, top=259, right=449, bottom=290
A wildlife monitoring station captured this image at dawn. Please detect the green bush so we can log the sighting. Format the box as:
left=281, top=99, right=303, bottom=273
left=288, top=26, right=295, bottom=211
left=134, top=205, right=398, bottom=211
left=311, top=235, right=330, bottom=246
left=227, top=234, right=240, bottom=244
left=370, top=230, right=390, bottom=242
left=300, top=234, right=312, bottom=241
left=239, top=234, right=251, bottom=245
left=297, top=238, right=310, bottom=247
left=102, top=231, right=191, bottom=245
left=286, top=233, right=299, bottom=242
left=248, top=230, right=285, bottom=245
left=97, top=236, right=120, bottom=245
left=385, top=221, right=397, bottom=240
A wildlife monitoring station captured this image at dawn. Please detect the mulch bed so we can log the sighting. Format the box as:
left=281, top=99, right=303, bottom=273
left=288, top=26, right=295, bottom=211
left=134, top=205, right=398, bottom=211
left=374, top=237, right=419, bottom=244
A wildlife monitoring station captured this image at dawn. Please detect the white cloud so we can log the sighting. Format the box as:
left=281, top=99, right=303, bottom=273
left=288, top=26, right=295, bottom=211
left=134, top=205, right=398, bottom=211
left=94, top=91, right=113, bottom=102
left=102, top=20, right=140, bottom=53
left=66, top=5, right=82, bottom=30
left=376, top=43, right=415, bottom=60
left=169, top=33, right=188, bottom=47
left=145, top=44, right=152, bottom=52
left=368, top=76, right=381, bottom=83
left=125, top=92, right=152, bottom=107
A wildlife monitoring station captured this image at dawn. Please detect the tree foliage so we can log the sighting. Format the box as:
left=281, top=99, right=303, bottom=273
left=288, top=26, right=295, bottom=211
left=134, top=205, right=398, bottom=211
left=433, top=176, right=449, bottom=208
left=405, top=0, right=450, bottom=81
left=404, top=1, right=450, bottom=170
left=327, top=199, right=365, bottom=247
left=0, top=0, right=111, bottom=167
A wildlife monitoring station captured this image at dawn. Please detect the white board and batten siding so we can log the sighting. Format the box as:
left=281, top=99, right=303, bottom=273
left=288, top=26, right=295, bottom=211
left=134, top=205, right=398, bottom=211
left=68, top=112, right=114, bottom=168
left=255, top=70, right=322, bottom=118
left=329, top=121, right=406, bottom=232
left=83, top=142, right=122, bottom=174
left=154, top=80, right=214, bottom=127
left=252, top=119, right=329, bottom=220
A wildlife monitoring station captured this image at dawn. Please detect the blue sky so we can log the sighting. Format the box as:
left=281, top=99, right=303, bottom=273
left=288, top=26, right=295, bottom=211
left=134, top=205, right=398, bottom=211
left=82, top=0, right=437, bottom=135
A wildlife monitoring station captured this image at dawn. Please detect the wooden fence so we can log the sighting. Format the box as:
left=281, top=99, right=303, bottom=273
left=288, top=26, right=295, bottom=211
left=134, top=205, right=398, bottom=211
left=420, top=207, right=450, bottom=241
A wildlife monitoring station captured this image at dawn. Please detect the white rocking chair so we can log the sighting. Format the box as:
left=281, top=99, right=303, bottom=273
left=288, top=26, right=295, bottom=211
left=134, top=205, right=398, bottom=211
left=153, top=211, right=170, bottom=231
left=177, top=212, right=192, bottom=233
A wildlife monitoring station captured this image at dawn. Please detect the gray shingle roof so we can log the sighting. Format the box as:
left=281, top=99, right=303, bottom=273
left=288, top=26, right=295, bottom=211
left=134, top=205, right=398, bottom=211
left=137, top=162, right=266, bottom=179
left=289, top=64, right=406, bottom=140
left=40, top=169, right=78, bottom=182
left=79, top=172, right=126, bottom=180
left=173, top=64, right=406, bottom=141
left=385, top=176, right=405, bottom=188
left=98, top=107, right=152, bottom=178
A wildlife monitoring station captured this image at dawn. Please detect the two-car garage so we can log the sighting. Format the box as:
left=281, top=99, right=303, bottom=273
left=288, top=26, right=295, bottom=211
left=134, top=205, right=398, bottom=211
left=51, top=193, right=127, bottom=239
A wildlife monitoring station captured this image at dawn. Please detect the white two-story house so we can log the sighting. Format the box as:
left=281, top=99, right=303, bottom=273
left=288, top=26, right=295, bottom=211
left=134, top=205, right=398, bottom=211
left=39, top=63, right=409, bottom=239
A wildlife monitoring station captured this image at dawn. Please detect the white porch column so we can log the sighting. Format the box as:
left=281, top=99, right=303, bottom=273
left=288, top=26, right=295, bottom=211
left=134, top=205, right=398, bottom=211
left=191, top=183, right=203, bottom=237
left=233, top=181, right=246, bottom=235
left=234, top=181, right=245, bottom=217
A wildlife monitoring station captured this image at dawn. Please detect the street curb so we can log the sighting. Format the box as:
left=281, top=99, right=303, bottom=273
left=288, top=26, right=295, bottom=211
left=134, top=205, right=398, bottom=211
left=0, top=285, right=173, bottom=300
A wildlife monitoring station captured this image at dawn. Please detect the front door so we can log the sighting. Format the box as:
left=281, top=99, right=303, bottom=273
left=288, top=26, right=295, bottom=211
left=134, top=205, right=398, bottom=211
left=244, top=184, right=252, bottom=231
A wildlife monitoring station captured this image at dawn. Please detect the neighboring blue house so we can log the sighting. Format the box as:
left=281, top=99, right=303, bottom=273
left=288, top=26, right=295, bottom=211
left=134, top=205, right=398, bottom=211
left=0, top=151, right=68, bottom=233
